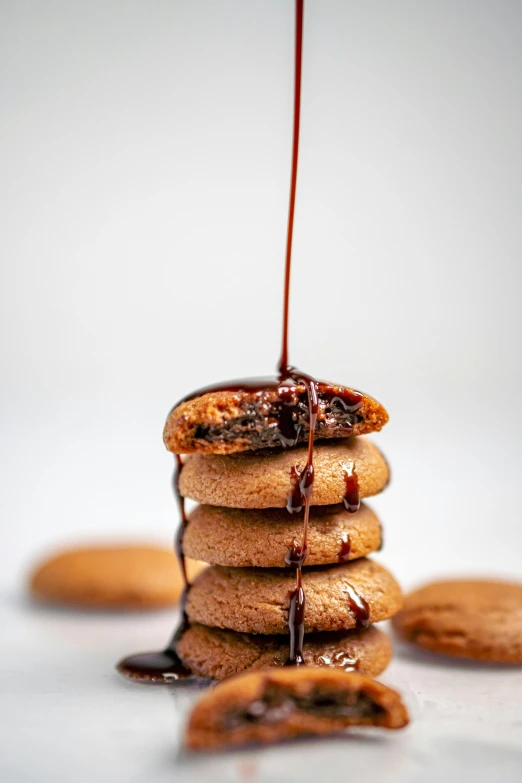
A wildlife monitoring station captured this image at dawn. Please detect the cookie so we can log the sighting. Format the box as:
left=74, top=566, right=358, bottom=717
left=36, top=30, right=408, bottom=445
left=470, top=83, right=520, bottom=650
left=176, top=623, right=392, bottom=680
left=183, top=503, right=382, bottom=567
left=179, top=437, right=389, bottom=509
left=164, top=380, right=388, bottom=455
left=185, top=667, right=409, bottom=750
left=392, top=579, right=522, bottom=663
left=186, top=558, right=402, bottom=634
left=29, top=544, right=205, bottom=610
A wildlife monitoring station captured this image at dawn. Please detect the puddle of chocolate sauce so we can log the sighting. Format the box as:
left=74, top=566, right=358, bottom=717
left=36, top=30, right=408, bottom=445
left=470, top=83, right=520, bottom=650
left=117, top=459, right=193, bottom=682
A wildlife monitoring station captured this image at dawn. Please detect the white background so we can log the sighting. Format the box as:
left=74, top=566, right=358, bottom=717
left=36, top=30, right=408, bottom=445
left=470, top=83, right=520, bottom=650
left=1, top=1, right=522, bottom=781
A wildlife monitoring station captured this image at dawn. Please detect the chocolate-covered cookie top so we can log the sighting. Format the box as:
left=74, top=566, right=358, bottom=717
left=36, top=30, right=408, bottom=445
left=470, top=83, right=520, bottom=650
left=164, top=379, right=388, bottom=455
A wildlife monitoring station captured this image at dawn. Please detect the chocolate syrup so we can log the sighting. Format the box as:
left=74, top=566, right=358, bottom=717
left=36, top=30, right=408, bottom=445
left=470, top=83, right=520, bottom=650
left=173, top=455, right=188, bottom=584
left=285, top=575, right=306, bottom=666
left=173, top=376, right=362, bottom=404
left=169, top=375, right=363, bottom=448
left=286, top=466, right=303, bottom=514
left=278, top=0, right=303, bottom=377
left=317, top=649, right=358, bottom=671
left=338, top=532, right=352, bottom=563
left=116, top=590, right=192, bottom=682
left=345, top=583, right=370, bottom=630
left=283, top=370, right=318, bottom=665
left=116, top=648, right=190, bottom=682
left=343, top=464, right=360, bottom=513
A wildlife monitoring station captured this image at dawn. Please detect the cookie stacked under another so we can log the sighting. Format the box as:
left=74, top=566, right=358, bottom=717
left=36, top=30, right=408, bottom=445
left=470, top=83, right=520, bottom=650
left=164, top=381, right=403, bottom=680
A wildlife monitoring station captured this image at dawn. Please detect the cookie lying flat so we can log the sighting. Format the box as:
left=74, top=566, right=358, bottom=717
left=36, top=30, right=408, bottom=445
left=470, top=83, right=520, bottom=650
left=185, top=667, right=409, bottom=750
left=186, top=558, right=402, bottom=634
left=179, top=437, right=389, bottom=509
left=164, top=380, right=388, bottom=455
left=393, top=579, right=522, bottom=663
left=183, top=503, right=382, bottom=567
left=176, top=623, right=392, bottom=680
left=29, top=545, right=205, bottom=610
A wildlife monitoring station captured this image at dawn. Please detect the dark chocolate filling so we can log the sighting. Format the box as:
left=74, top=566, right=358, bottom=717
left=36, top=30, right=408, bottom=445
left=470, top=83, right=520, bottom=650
left=223, top=683, right=385, bottom=729
left=194, top=392, right=364, bottom=449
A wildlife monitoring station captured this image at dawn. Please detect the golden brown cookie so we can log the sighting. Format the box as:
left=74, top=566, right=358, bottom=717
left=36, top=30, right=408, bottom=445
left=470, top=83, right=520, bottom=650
left=179, top=437, right=389, bottom=509
left=185, top=667, right=409, bottom=750
left=186, top=558, right=402, bottom=634
left=392, top=579, right=522, bottom=663
left=29, top=544, right=205, bottom=610
left=183, top=503, right=382, bottom=567
left=176, top=623, right=392, bottom=680
left=164, top=380, right=388, bottom=455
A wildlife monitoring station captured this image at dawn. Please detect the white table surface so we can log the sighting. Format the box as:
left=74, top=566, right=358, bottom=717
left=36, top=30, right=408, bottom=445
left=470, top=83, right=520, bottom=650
left=2, top=391, right=522, bottom=781
left=2, top=593, right=521, bottom=783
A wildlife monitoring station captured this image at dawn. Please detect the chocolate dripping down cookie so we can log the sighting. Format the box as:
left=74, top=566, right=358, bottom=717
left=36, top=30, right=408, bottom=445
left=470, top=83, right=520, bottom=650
left=163, top=378, right=388, bottom=456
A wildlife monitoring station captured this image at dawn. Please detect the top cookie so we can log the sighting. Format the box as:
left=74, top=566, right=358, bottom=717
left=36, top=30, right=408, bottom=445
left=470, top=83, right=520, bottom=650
left=185, top=668, right=409, bottom=750
left=164, top=379, right=388, bottom=455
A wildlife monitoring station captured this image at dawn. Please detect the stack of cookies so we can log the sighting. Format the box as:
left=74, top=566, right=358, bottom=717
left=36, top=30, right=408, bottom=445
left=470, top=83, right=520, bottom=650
left=164, top=381, right=403, bottom=680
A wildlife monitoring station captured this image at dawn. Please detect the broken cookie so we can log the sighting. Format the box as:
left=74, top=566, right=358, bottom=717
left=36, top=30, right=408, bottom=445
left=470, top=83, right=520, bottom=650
left=185, top=667, right=409, bottom=750
left=164, top=379, right=388, bottom=456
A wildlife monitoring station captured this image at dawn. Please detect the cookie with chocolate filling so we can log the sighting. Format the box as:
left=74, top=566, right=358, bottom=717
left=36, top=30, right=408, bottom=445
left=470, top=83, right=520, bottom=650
left=186, top=558, right=403, bottom=634
left=183, top=502, right=382, bottom=567
left=185, top=667, right=409, bottom=750
left=176, top=623, right=392, bottom=680
left=179, top=437, right=389, bottom=509
left=393, top=578, right=522, bottom=663
left=164, top=379, right=388, bottom=455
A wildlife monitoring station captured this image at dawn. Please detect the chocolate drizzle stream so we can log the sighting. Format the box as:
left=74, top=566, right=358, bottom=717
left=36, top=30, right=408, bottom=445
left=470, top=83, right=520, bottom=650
left=278, top=0, right=303, bottom=377
left=116, top=456, right=192, bottom=682
left=283, top=371, right=318, bottom=665
left=173, top=454, right=188, bottom=584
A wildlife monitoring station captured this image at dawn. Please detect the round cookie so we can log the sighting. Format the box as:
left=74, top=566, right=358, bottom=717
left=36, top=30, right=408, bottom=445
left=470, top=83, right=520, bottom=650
left=186, top=558, right=402, bottom=634
left=183, top=503, right=382, bottom=567
left=179, top=437, right=389, bottom=509
left=392, top=579, right=522, bottom=664
left=164, top=379, right=388, bottom=455
left=185, top=668, right=409, bottom=750
left=29, top=544, right=205, bottom=610
left=176, top=623, right=392, bottom=680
